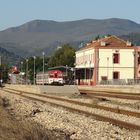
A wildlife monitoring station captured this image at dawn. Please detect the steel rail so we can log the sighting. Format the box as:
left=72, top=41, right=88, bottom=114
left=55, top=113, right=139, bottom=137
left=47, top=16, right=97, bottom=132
left=2, top=88, right=140, bottom=131
left=80, top=90, right=140, bottom=100
left=79, top=89, right=140, bottom=96
left=3, top=88, right=140, bottom=119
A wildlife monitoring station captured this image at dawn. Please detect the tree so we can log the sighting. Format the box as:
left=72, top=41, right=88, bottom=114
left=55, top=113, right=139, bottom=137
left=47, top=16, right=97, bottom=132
left=0, top=64, right=9, bottom=83
left=48, top=44, right=75, bottom=67
left=95, top=35, right=100, bottom=40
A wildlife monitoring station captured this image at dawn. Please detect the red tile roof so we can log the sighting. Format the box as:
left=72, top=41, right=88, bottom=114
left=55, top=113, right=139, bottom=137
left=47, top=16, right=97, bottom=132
left=79, top=35, right=134, bottom=51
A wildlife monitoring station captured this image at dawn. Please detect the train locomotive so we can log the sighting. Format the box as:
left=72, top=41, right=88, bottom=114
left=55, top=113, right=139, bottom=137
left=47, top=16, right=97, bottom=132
left=36, top=70, right=64, bottom=85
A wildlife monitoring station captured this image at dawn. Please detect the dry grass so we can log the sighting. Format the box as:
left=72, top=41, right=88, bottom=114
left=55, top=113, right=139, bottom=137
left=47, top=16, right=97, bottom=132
left=0, top=97, right=70, bottom=140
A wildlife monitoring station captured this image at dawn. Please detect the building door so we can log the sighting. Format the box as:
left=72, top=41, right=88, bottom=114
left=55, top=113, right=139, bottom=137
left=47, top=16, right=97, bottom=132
left=113, top=71, right=119, bottom=79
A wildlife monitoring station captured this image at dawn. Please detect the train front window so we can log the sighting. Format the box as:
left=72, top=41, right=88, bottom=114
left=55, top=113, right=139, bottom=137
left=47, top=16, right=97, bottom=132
left=49, top=74, right=54, bottom=78
left=58, top=74, right=62, bottom=78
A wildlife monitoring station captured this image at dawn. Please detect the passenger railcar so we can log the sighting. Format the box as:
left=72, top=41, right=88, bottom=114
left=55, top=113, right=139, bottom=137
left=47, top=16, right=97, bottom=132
left=36, top=70, right=64, bottom=85
left=36, top=73, right=49, bottom=85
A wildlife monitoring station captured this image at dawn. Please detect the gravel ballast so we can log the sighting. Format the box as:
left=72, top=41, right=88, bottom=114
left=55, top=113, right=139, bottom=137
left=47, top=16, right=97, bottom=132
left=0, top=90, right=140, bottom=140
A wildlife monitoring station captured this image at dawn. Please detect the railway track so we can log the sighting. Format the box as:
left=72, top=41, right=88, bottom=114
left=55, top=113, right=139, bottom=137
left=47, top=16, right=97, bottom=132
left=2, top=88, right=140, bottom=130
left=79, top=89, right=140, bottom=96
left=4, top=88, right=140, bottom=118
left=80, top=89, right=140, bottom=100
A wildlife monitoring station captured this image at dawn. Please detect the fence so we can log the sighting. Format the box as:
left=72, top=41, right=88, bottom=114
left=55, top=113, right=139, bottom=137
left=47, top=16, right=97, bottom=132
left=98, top=79, right=140, bottom=85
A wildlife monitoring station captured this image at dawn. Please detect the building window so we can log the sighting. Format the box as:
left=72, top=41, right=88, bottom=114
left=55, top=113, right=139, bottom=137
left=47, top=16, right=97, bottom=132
left=101, top=76, right=108, bottom=80
left=113, top=71, right=119, bottom=79
left=113, top=53, right=119, bottom=64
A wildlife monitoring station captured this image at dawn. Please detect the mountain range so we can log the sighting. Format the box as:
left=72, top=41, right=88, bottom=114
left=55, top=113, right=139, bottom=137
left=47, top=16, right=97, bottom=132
left=0, top=18, right=140, bottom=64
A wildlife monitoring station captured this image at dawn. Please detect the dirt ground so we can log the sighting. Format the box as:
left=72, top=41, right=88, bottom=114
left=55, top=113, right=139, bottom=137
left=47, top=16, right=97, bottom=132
left=0, top=106, right=24, bottom=140
left=0, top=96, right=70, bottom=140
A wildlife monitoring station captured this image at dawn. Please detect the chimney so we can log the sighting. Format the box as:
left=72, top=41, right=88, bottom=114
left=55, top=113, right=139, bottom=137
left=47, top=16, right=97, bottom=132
left=92, top=40, right=96, bottom=43
left=101, top=41, right=106, bottom=46
left=86, top=43, right=90, bottom=46
left=126, top=41, right=132, bottom=46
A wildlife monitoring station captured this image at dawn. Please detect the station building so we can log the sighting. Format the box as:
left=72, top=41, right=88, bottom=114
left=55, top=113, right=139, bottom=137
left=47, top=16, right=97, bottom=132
left=75, top=35, right=139, bottom=86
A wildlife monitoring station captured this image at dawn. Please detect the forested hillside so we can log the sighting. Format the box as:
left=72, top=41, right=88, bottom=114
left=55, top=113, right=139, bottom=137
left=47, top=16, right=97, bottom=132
left=0, top=44, right=21, bottom=65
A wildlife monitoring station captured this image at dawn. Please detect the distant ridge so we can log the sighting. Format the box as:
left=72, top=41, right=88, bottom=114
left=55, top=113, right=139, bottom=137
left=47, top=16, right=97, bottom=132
left=0, top=18, right=140, bottom=58
left=2, top=18, right=140, bottom=33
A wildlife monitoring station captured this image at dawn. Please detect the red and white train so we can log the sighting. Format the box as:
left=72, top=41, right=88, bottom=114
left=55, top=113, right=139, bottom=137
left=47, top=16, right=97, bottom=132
left=36, top=70, right=64, bottom=85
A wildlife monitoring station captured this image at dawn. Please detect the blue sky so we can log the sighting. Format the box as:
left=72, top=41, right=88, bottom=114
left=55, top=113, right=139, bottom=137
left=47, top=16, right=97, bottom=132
left=0, top=0, right=140, bottom=30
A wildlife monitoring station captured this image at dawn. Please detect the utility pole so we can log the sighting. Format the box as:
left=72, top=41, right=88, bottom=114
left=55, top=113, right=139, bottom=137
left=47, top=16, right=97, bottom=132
left=20, top=61, right=23, bottom=84
left=42, top=52, right=45, bottom=85
left=0, top=56, right=2, bottom=86
left=33, top=56, right=36, bottom=85
left=0, top=56, right=1, bottom=66
left=26, top=59, right=28, bottom=85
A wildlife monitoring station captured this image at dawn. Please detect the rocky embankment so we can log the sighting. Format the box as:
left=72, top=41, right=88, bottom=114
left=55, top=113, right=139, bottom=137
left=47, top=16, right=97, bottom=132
left=0, top=90, right=140, bottom=140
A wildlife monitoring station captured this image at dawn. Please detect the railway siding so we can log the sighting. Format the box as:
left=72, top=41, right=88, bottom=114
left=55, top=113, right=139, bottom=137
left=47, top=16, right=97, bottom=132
left=0, top=89, right=140, bottom=140
left=78, top=85, right=140, bottom=95
left=5, top=88, right=140, bottom=118
left=13, top=92, right=140, bottom=128
left=3, top=88, right=140, bottom=130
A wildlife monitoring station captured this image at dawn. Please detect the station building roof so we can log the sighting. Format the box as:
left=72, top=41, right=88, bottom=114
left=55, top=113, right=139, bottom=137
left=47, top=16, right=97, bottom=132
left=78, top=35, right=135, bottom=51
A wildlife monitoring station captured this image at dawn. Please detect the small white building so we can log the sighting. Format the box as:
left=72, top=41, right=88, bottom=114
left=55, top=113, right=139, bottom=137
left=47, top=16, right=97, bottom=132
left=75, top=35, right=138, bottom=86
